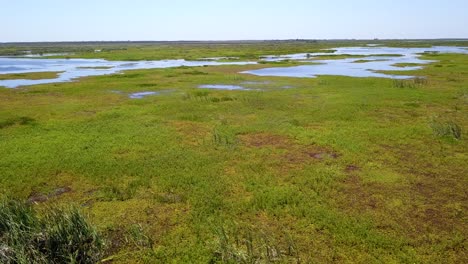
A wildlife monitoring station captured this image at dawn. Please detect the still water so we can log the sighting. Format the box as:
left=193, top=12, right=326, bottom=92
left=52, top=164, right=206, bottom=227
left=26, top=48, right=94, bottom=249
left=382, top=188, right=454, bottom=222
left=0, top=58, right=255, bottom=88
left=243, top=46, right=468, bottom=78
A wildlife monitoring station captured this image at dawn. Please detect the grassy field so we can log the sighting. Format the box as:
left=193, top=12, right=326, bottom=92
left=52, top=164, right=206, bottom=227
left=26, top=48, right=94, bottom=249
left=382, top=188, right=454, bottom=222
left=0, top=42, right=467, bottom=263
left=1, top=39, right=468, bottom=61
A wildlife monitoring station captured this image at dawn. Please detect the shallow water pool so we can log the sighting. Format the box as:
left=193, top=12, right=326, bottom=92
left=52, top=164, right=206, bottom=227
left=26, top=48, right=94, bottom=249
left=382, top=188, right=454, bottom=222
left=0, top=58, right=256, bottom=88
left=244, top=46, right=468, bottom=79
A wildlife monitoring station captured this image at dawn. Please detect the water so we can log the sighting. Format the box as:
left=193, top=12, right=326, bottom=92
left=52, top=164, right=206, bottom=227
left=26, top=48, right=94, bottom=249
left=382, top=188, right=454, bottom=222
left=0, top=58, right=256, bottom=88
left=244, top=46, right=468, bottom=79
left=243, top=57, right=421, bottom=79
left=198, top=84, right=249, bottom=90
left=1, top=46, right=467, bottom=88
left=128, top=91, right=159, bottom=99
left=110, top=89, right=173, bottom=99
left=260, top=46, right=468, bottom=61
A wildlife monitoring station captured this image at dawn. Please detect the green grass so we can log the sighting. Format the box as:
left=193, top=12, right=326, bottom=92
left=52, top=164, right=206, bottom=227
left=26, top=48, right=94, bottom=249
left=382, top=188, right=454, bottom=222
left=2, top=39, right=466, bottom=61
left=0, top=199, right=103, bottom=264
left=392, top=62, right=424, bottom=67
left=0, top=72, right=62, bottom=80
left=0, top=42, right=467, bottom=263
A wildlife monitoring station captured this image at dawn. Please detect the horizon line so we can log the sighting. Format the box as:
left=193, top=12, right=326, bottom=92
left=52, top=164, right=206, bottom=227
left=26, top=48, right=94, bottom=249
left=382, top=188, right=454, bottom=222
left=1, top=38, right=468, bottom=44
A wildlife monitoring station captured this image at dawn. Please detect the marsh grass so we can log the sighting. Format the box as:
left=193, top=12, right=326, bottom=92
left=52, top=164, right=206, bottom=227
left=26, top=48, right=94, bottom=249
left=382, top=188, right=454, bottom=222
left=99, top=186, right=136, bottom=202
left=183, top=91, right=237, bottom=103
left=1, top=42, right=467, bottom=263
left=183, top=70, right=208, bottom=76
left=0, top=72, right=63, bottom=81
left=240, top=92, right=266, bottom=109
left=0, top=116, right=36, bottom=129
left=0, top=199, right=103, bottom=264
left=212, top=225, right=299, bottom=263
left=98, top=178, right=151, bottom=202
left=212, top=128, right=238, bottom=148
left=126, top=224, right=153, bottom=250
left=258, top=59, right=293, bottom=65
left=430, top=119, right=462, bottom=140
left=393, top=77, right=427, bottom=88
left=183, top=91, right=210, bottom=101
left=229, top=75, right=246, bottom=81
left=413, top=77, right=428, bottom=85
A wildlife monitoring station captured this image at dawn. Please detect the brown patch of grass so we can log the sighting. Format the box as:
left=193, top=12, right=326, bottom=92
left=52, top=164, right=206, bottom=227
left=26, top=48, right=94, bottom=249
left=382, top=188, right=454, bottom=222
left=240, top=132, right=339, bottom=171
left=239, top=133, right=292, bottom=149
left=170, top=121, right=211, bottom=145
left=338, top=175, right=383, bottom=211
left=336, top=142, right=467, bottom=253
left=102, top=227, right=127, bottom=257
left=376, top=143, right=467, bottom=228
left=91, top=199, right=190, bottom=257
left=406, top=181, right=466, bottom=233
left=345, top=165, right=360, bottom=173
left=225, top=212, right=338, bottom=263
left=338, top=172, right=464, bottom=236
left=283, top=146, right=339, bottom=166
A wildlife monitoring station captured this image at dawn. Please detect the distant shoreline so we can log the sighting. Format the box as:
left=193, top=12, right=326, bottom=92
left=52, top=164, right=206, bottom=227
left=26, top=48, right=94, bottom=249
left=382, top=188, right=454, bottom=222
left=1, top=38, right=468, bottom=45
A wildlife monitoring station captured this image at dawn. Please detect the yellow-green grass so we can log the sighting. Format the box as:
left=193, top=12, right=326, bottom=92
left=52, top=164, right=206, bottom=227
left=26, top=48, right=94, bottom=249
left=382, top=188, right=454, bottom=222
left=0, top=71, right=62, bottom=80
left=0, top=44, right=467, bottom=263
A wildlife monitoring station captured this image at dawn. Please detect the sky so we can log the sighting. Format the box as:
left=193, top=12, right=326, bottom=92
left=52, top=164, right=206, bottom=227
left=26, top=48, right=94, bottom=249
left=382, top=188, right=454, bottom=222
left=1, top=0, right=467, bottom=42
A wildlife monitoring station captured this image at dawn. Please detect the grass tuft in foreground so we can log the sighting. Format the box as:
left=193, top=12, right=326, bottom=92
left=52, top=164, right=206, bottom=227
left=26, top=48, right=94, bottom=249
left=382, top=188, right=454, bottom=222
left=212, top=225, right=299, bottom=263
left=0, top=199, right=103, bottom=264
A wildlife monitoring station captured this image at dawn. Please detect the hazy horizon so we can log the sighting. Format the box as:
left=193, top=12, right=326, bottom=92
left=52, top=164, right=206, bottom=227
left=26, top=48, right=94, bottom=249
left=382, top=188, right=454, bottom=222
left=2, top=0, right=468, bottom=42
left=2, top=38, right=468, bottom=44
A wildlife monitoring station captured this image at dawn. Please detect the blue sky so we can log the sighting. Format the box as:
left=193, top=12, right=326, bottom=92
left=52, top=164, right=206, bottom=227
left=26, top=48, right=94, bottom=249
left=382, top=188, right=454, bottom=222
left=1, top=0, right=467, bottom=42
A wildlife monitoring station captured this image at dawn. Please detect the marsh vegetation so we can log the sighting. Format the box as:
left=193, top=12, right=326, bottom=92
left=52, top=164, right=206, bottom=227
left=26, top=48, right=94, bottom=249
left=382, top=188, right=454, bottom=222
left=0, top=40, right=467, bottom=263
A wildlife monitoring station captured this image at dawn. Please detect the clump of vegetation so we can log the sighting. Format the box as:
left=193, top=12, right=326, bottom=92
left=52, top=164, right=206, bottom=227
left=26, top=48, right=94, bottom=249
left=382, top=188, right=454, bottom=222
left=182, top=70, right=208, bottom=75
left=182, top=91, right=210, bottom=101
left=126, top=224, right=154, bottom=250
left=183, top=91, right=236, bottom=103
left=209, top=96, right=236, bottom=103
left=258, top=60, right=293, bottom=65
left=99, top=185, right=136, bottom=202
left=430, top=119, right=462, bottom=140
left=392, top=62, right=423, bottom=68
left=212, top=128, right=238, bottom=148
left=211, top=225, right=299, bottom=263
left=0, top=199, right=103, bottom=264
left=413, top=77, right=428, bottom=85
left=229, top=75, right=246, bottom=81
left=102, top=224, right=154, bottom=261
left=0, top=116, right=36, bottom=129
left=393, top=77, right=428, bottom=88
left=354, top=59, right=373, bottom=63
left=393, top=80, right=414, bottom=88
left=137, top=83, right=158, bottom=88
left=114, top=73, right=143, bottom=79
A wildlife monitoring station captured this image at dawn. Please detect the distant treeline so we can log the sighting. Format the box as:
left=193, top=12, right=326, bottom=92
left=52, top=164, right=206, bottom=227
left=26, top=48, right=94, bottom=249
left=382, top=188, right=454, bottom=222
left=0, top=39, right=466, bottom=57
